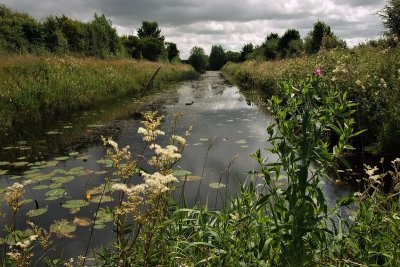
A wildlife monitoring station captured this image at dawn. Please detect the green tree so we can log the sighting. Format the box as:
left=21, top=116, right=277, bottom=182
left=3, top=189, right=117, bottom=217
left=188, top=46, right=208, bottom=73
left=121, top=35, right=141, bottom=59
left=264, top=33, right=280, bottom=60
left=87, top=14, right=121, bottom=57
left=278, top=29, right=301, bottom=57
left=240, top=43, right=254, bottom=61
left=166, top=42, right=180, bottom=62
left=208, top=44, right=226, bottom=70
left=137, top=21, right=164, bottom=41
left=225, top=51, right=241, bottom=62
left=141, top=37, right=164, bottom=61
left=379, top=0, right=400, bottom=36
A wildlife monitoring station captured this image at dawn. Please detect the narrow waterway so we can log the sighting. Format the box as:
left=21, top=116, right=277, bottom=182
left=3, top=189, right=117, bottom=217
left=0, top=71, right=351, bottom=260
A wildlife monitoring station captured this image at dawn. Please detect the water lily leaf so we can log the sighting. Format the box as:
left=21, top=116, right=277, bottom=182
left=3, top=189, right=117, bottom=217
left=27, top=208, right=48, bottom=217
left=55, top=156, right=70, bottom=161
left=73, top=217, right=91, bottom=227
left=11, top=162, right=29, bottom=168
left=95, top=208, right=113, bottom=224
left=63, top=126, right=73, bottom=129
left=89, top=195, right=113, bottom=203
left=0, top=170, right=8, bottom=175
left=32, top=184, right=49, bottom=190
left=96, top=159, right=113, bottom=167
left=19, top=147, right=31, bottom=151
left=94, top=224, right=106, bottom=230
left=46, top=131, right=60, bottom=135
left=241, top=145, right=249, bottom=148
left=209, top=182, right=226, bottom=189
left=17, top=141, right=27, bottom=145
left=68, top=151, right=79, bottom=157
left=52, top=176, right=74, bottom=184
left=199, top=138, right=209, bottom=142
left=45, top=188, right=65, bottom=198
left=172, top=169, right=192, bottom=177
left=62, top=199, right=89, bottom=209
left=31, top=174, right=53, bottom=182
left=50, top=220, right=76, bottom=238
left=226, top=119, right=234, bottom=122
left=94, top=170, right=107, bottom=175
left=3, top=146, right=15, bottom=150
left=235, top=139, right=247, bottom=144
left=21, top=198, right=33, bottom=205
left=192, top=143, right=203, bottom=146
left=48, top=183, right=62, bottom=189
left=43, top=161, right=59, bottom=168
left=181, top=175, right=201, bottom=182
left=0, top=161, right=10, bottom=167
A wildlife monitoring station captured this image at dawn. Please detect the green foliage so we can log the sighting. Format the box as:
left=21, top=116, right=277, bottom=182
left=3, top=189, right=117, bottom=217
left=209, top=44, right=226, bottom=70
left=166, top=42, right=180, bottom=62
left=137, top=21, right=164, bottom=41
left=304, top=21, right=345, bottom=54
left=225, top=50, right=241, bottom=63
left=240, top=43, right=254, bottom=61
left=188, top=46, right=208, bottom=73
left=141, top=37, right=165, bottom=61
left=121, top=35, right=141, bottom=59
left=278, top=29, right=301, bottom=57
left=379, top=0, right=400, bottom=36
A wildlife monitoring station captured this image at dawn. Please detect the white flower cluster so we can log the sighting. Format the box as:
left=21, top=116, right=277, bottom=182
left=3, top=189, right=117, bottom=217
left=141, top=171, right=178, bottom=194
left=15, top=235, right=38, bottom=249
left=137, top=111, right=165, bottom=142
left=138, top=127, right=165, bottom=142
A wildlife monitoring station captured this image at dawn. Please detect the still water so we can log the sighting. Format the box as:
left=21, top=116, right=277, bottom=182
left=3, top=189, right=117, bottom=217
left=0, top=71, right=350, bottom=260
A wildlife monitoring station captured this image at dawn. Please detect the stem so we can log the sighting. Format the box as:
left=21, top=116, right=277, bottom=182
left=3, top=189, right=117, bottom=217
left=195, top=137, right=216, bottom=203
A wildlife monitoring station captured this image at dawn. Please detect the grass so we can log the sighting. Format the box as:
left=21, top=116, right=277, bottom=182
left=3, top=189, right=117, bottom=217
left=0, top=55, right=197, bottom=143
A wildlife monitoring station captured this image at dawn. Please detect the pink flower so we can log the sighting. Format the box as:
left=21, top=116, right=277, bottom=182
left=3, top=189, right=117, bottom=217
left=315, top=67, right=322, bottom=77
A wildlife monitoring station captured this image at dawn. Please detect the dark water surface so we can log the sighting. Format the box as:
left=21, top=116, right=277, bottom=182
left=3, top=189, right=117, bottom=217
left=0, top=71, right=351, bottom=261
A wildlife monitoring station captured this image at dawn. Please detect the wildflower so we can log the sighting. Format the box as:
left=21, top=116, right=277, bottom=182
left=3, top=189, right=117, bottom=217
left=112, top=183, right=129, bottom=192
left=172, top=135, right=186, bottom=145
left=315, top=67, right=322, bottom=77
left=5, top=182, right=25, bottom=213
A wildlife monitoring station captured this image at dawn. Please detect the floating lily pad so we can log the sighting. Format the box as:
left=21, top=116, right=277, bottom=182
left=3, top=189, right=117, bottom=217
left=172, top=169, right=192, bottom=177
left=89, top=195, right=113, bottom=203
left=46, top=131, right=60, bottom=135
left=54, top=156, right=70, bottom=161
left=96, top=159, right=113, bottom=167
left=31, top=174, right=53, bottom=182
left=235, top=139, right=247, bottom=144
left=209, top=182, right=226, bottom=189
left=45, top=188, right=65, bottom=199
left=192, top=143, right=203, bottom=146
left=0, top=161, right=10, bottom=167
left=241, top=145, right=249, bottom=148
left=95, top=208, right=114, bottom=224
left=0, top=170, right=8, bottom=175
left=62, top=199, right=89, bottom=209
left=16, top=141, right=27, bottom=145
left=32, top=184, right=49, bottom=190
left=199, top=138, right=209, bottom=142
left=52, top=176, right=74, bottom=184
left=11, top=162, right=29, bottom=168
left=27, top=208, right=48, bottom=217
left=73, top=217, right=91, bottom=227
left=181, top=175, right=201, bottom=182
left=227, top=119, right=234, bottom=122
left=19, top=147, right=31, bottom=151
left=21, top=198, right=33, bottom=205
left=94, top=170, right=107, bottom=175
left=50, top=220, right=76, bottom=238
left=48, top=183, right=62, bottom=189
left=3, top=146, right=15, bottom=151
left=68, top=151, right=79, bottom=157
left=93, top=224, right=106, bottom=229
left=43, top=161, right=59, bottom=168
left=63, top=125, right=73, bottom=129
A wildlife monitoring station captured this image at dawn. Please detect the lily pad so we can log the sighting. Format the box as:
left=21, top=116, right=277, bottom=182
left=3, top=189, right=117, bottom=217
left=89, top=195, right=113, bottom=203
left=48, top=183, right=63, bottom=189
left=11, top=162, right=29, bottom=168
left=50, top=220, right=76, bottom=238
left=3, top=146, right=15, bottom=151
left=62, top=199, right=89, bottom=209
left=52, top=176, right=74, bottom=184
left=21, top=198, right=33, bottom=205
left=172, top=169, right=192, bottom=177
left=73, top=217, right=91, bottom=227
left=68, top=151, right=79, bottom=157
left=93, top=224, right=106, bottom=230
left=94, top=170, right=107, bottom=175
left=32, top=184, right=49, bottom=190
left=235, top=139, right=247, bottom=144
left=27, top=208, right=48, bottom=217
left=0, top=161, right=10, bottom=167
left=199, top=138, right=209, bottom=142
left=192, top=143, right=203, bottom=146
left=96, top=159, right=113, bottom=167
left=45, top=188, right=65, bottom=199
left=0, top=170, right=8, bottom=175
left=46, top=131, right=60, bottom=135
left=54, top=156, right=70, bottom=161
left=63, top=125, right=73, bottom=129
left=95, top=208, right=114, bottom=224
left=209, top=182, right=226, bottom=189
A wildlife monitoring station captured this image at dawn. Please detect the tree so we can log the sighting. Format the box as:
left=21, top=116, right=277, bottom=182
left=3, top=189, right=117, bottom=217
left=278, top=29, right=301, bottom=57
left=188, top=46, right=208, bottom=73
left=208, top=44, right=226, bottom=70
left=137, top=21, right=164, bottom=41
left=304, top=21, right=345, bottom=54
left=121, top=35, right=141, bottom=59
left=141, top=37, right=164, bottom=61
left=379, top=0, right=400, bottom=36
left=264, top=33, right=279, bottom=60
left=240, top=43, right=254, bottom=61
left=225, top=51, right=241, bottom=62
left=166, top=42, right=180, bottom=62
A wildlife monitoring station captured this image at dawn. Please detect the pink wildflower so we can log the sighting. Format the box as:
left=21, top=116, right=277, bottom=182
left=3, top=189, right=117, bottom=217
left=315, top=67, right=322, bottom=77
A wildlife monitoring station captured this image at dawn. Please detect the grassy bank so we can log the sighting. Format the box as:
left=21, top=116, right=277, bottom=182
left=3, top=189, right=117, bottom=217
left=222, top=44, right=400, bottom=159
left=0, top=55, right=197, bottom=141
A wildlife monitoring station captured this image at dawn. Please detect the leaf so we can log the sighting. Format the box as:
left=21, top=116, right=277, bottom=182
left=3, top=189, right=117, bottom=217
left=235, top=139, right=247, bottom=144
left=0, top=161, right=10, bottom=167
left=45, top=188, right=65, bottom=198
left=73, top=217, right=91, bottom=227
left=27, top=208, right=48, bottom=217
left=0, top=170, right=8, bottom=175
left=48, top=183, right=62, bottom=189
left=172, top=169, right=192, bottom=177
left=46, top=131, right=60, bottom=135
left=89, top=195, right=113, bottom=203
left=52, top=176, right=75, bottom=184
left=68, top=151, right=79, bottom=157
left=54, top=156, right=70, bottom=161
left=62, top=200, right=89, bottom=209
left=11, top=162, right=29, bottom=168
left=50, top=220, right=76, bottom=238
left=32, top=184, right=49, bottom=190
left=181, top=175, right=202, bottom=182
left=209, top=182, right=226, bottom=189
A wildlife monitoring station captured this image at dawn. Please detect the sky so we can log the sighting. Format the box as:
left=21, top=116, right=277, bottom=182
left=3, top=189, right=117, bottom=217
left=2, top=0, right=387, bottom=59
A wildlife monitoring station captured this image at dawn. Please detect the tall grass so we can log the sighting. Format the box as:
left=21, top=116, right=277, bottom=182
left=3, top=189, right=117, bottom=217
left=0, top=55, right=197, bottom=141
left=222, top=44, right=400, bottom=158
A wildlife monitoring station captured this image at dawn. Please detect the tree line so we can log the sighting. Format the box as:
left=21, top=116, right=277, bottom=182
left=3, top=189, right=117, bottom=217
left=0, top=4, right=180, bottom=61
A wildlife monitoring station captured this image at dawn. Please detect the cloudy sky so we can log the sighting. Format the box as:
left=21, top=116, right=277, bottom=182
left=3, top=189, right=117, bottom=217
left=2, top=0, right=386, bottom=58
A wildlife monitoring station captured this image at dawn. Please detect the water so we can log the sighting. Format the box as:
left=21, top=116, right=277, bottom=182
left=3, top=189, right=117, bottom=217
left=0, top=71, right=351, bottom=260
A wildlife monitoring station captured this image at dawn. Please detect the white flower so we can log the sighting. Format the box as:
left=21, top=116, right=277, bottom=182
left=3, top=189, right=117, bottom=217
left=112, top=183, right=129, bottom=192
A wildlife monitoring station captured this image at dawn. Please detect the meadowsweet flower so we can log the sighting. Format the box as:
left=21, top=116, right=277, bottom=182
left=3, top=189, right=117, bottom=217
left=5, top=182, right=25, bottom=213
left=172, top=135, right=186, bottom=145
left=112, top=183, right=129, bottom=192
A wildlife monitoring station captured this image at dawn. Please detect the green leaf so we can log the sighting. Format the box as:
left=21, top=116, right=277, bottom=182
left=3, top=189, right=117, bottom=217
left=209, top=182, right=226, bottom=189
left=27, top=208, right=48, bottom=217
left=62, top=199, right=89, bottom=209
